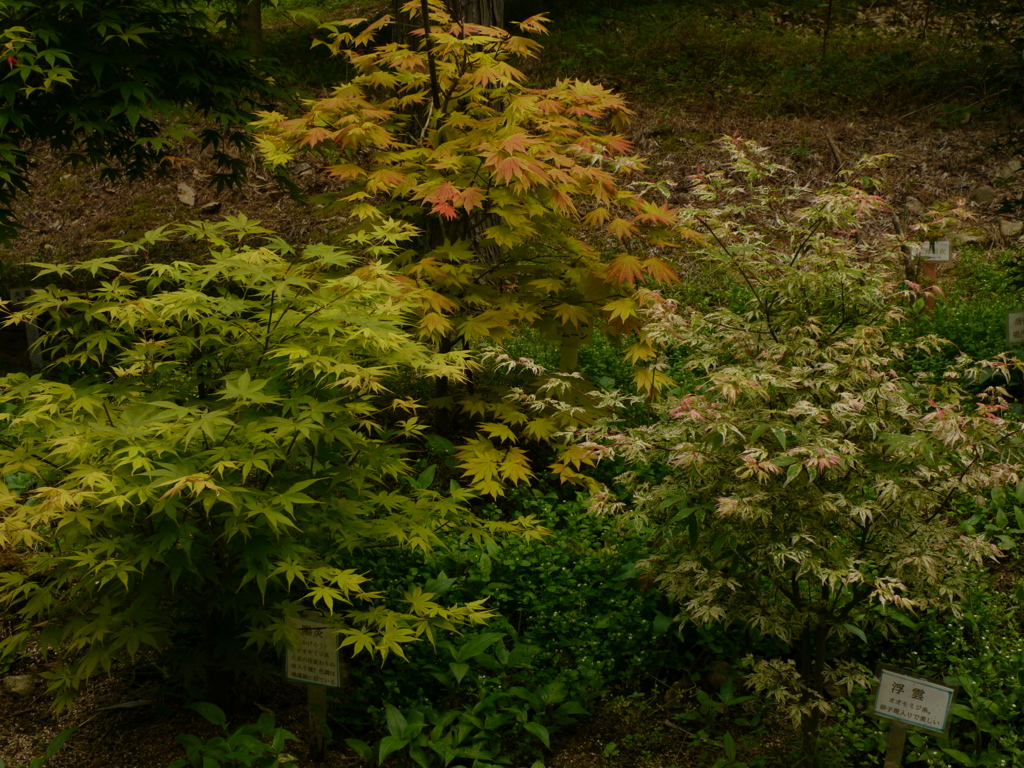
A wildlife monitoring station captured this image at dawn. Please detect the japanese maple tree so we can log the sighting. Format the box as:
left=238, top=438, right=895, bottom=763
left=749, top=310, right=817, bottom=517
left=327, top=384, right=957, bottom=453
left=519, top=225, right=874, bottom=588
left=254, top=1, right=691, bottom=494
left=0, top=217, right=544, bottom=709
left=571, top=139, right=1024, bottom=764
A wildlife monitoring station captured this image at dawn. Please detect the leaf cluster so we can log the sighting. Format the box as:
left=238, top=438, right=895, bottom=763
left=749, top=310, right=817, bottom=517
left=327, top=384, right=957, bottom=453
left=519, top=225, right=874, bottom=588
left=347, top=630, right=586, bottom=768
left=170, top=702, right=298, bottom=768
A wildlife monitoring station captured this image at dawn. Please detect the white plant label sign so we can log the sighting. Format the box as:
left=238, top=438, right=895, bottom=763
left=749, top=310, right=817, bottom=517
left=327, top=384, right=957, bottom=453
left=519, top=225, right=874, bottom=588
left=9, top=287, right=34, bottom=304
left=911, top=240, right=951, bottom=262
left=1008, top=311, right=1024, bottom=346
left=284, top=618, right=341, bottom=688
left=872, top=668, right=955, bottom=735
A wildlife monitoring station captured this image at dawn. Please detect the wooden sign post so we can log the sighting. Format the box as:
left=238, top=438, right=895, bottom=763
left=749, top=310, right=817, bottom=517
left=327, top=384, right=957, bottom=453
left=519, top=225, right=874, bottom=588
left=911, top=241, right=951, bottom=313
left=872, top=667, right=956, bottom=767
left=285, top=616, right=342, bottom=761
left=8, top=288, right=44, bottom=370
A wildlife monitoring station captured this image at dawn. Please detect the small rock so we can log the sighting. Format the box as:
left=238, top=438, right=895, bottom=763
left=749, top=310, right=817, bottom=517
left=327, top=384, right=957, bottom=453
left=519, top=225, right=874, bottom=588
left=3, top=674, right=37, bottom=697
left=997, top=159, right=1022, bottom=179
left=176, top=182, right=196, bottom=207
left=904, top=196, right=924, bottom=214
left=1000, top=219, right=1023, bottom=238
left=953, top=227, right=992, bottom=246
left=199, top=201, right=222, bottom=215
left=969, top=185, right=996, bottom=204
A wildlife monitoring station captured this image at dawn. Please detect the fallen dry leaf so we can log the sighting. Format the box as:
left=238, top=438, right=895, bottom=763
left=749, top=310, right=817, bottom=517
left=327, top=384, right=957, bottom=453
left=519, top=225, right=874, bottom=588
left=176, top=182, right=196, bottom=207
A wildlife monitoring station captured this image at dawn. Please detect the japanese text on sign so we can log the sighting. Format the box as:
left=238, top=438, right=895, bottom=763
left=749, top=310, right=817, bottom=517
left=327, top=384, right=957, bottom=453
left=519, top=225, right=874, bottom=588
left=1008, top=311, right=1024, bottom=346
left=872, top=669, right=954, bottom=735
left=284, top=619, right=341, bottom=688
left=9, top=287, right=34, bottom=304
left=911, top=241, right=951, bottom=262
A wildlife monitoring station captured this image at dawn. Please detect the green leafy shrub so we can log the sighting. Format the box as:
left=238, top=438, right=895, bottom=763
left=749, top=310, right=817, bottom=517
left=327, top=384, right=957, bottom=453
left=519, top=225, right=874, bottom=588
left=169, top=702, right=298, bottom=768
left=497, top=329, right=636, bottom=393
left=896, top=582, right=1024, bottom=767
left=458, top=491, right=672, bottom=693
left=336, top=489, right=672, bottom=719
left=346, top=631, right=587, bottom=768
left=822, top=579, right=1024, bottom=767
left=815, top=687, right=885, bottom=767
left=899, top=248, right=1024, bottom=377
left=0, top=216, right=543, bottom=709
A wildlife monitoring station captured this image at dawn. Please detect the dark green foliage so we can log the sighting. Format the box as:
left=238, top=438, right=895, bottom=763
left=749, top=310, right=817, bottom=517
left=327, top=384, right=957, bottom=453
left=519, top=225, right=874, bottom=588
left=346, top=631, right=587, bottom=768
left=497, top=329, right=637, bottom=392
left=169, top=703, right=298, bottom=768
left=821, top=579, right=1024, bottom=767
left=526, top=1, right=1017, bottom=114
left=461, top=491, right=673, bottom=693
left=347, top=489, right=673, bottom=707
left=0, top=0, right=276, bottom=240
left=897, top=248, right=1024, bottom=383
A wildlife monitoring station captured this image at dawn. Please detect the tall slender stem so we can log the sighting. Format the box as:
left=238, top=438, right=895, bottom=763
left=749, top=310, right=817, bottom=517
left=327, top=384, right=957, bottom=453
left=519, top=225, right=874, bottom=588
left=420, top=0, right=442, bottom=111
left=821, top=0, right=834, bottom=58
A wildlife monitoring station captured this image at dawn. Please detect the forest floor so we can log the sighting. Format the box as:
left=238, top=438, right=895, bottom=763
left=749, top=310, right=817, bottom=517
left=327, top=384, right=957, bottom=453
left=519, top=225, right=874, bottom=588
left=3, top=4, right=1024, bottom=767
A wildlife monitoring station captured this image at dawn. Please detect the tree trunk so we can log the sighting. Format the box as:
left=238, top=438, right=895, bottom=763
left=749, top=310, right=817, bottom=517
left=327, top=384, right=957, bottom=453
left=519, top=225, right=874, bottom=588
left=798, top=622, right=829, bottom=768
left=821, top=0, right=834, bottom=58
left=238, top=0, right=264, bottom=57
left=445, top=0, right=504, bottom=26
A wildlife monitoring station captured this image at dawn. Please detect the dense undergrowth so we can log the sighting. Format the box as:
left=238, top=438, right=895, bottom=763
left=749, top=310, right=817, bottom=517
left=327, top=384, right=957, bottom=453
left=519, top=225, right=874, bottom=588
left=518, top=0, right=1021, bottom=115
left=264, top=0, right=1024, bottom=116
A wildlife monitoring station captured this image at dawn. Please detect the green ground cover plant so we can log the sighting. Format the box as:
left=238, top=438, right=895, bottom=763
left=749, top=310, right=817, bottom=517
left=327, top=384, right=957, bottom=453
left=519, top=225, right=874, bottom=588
left=449, top=490, right=673, bottom=693
left=927, top=249, right=1024, bottom=360
left=169, top=703, right=299, bottom=768
left=332, top=488, right=671, bottom=737
left=818, top=571, right=1024, bottom=767
left=346, top=630, right=586, bottom=768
